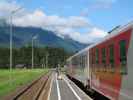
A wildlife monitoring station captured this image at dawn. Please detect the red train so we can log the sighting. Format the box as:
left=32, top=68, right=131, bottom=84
left=66, top=21, right=133, bottom=100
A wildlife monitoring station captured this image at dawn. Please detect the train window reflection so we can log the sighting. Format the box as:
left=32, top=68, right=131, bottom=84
left=119, top=40, right=128, bottom=75
left=102, top=48, right=106, bottom=71
left=96, top=48, right=99, bottom=64
left=102, top=48, right=106, bottom=64
left=109, top=44, right=115, bottom=72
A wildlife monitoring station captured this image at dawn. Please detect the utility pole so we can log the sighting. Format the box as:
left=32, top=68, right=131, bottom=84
left=10, top=7, right=23, bottom=71
left=41, top=57, right=45, bottom=69
left=43, top=57, right=45, bottom=69
left=46, top=53, right=49, bottom=68
left=32, top=39, right=34, bottom=69
left=10, top=14, right=13, bottom=71
left=32, top=35, right=38, bottom=69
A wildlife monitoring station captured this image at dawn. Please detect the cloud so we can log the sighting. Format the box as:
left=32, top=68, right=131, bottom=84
left=0, top=1, right=19, bottom=16
left=76, top=28, right=107, bottom=43
left=13, top=10, right=107, bottom=44
left=0, top=1, right=107, bottom=44
left=54, top=27, right=107, bottom=44
left=12, top=10, right=90, bottom=29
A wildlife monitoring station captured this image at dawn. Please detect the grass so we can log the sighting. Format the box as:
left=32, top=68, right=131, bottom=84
left=0, top=68, right=49, bottom=98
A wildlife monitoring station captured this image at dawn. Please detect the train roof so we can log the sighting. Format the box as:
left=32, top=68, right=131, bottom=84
left=67, top=20, right=133, bottom=61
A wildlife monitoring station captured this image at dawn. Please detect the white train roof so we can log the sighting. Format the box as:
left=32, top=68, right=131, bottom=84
left=67, top=20, right=133, bottom=61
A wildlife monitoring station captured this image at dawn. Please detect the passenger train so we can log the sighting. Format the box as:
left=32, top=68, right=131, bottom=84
left=66, top=21, right=133, bottom=100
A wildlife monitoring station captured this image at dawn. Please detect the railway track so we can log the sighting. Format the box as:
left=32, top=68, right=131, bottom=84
left=4, top=72, right=52, bottom=100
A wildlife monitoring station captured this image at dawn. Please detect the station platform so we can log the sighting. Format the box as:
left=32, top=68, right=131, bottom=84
left=48, top=72, right=92, bottom=100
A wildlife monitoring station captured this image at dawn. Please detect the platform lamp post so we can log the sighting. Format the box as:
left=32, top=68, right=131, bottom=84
left=32, top=35, right=38, bottom=69
left=10, top=7, right=23, bottom=71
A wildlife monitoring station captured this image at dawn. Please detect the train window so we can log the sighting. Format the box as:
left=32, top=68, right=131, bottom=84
left=119, top=40, right=127, bottom=75
left=96, top=48, right=99, bottom=64
left=82, top=56, right=85, bottom=68
left=102, top=48, right=106, bottom=64
left=85, top=55, right=87, bottom=67
left=89, top=51, right=92, bottom=65
left=78, top=56, right=80, bottom=67
left=80, top=56, right=82, bottom=67
left=92, top=49, right=96, bottom=71
left=109, top=44, right=115, bottom=72
left=81, top=56, right=85, bottom=68
left=92, top=50, right=95, bottom=65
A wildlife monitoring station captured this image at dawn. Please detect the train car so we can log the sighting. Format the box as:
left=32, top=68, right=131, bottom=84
left=66, top=47, right=90, bottom=86
left=66, top=21, right=133, bottom=100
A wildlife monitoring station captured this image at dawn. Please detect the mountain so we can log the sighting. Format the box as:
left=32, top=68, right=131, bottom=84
left=0, top=20, right=88, bottom=52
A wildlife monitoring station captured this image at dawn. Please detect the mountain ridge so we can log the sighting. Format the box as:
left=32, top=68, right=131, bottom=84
left=0, top=20, right=89, bottom=52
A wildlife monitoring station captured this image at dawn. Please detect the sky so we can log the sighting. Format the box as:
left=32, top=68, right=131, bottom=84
left=0, top=0, right=133, bottom=44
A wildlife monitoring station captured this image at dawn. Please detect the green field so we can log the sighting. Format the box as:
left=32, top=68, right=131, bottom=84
left=0, top=69, right=48, bottom=98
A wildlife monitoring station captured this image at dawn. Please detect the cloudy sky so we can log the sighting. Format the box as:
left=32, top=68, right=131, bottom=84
left=0, top=0, right=133, bottom=44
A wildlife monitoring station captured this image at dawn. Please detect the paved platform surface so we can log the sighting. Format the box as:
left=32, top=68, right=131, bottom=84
left=49, top=72, right=92, bottom=100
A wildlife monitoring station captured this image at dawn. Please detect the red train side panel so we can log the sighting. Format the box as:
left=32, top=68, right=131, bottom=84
left=89, top=28, right=132, bottom=100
